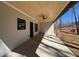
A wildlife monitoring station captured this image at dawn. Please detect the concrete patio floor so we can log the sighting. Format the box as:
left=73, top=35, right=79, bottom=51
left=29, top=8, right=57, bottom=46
left=36, top=34, right=75, bottom=57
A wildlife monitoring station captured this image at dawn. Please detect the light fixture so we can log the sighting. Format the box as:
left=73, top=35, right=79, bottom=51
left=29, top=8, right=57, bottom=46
left=41, top=14, right=47, bottom=20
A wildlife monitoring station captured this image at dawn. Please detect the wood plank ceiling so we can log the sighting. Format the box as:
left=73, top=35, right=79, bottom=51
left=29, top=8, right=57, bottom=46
left=6, top=1, right=69, bottom=22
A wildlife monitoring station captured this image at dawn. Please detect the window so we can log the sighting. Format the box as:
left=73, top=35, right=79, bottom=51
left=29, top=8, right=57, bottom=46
left=17, top=18, right=26, bottom=30
left=35, top=23, right=38, bottom=32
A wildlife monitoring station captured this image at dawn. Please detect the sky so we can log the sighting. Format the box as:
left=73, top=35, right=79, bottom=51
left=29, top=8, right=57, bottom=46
left=58, top=3, right=79, bottom=25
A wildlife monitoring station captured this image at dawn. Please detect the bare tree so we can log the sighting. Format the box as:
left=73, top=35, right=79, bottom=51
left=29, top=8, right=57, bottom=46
left=73, top=7, right=79, bottom=35
left=59, top=19, right=62, bottom=32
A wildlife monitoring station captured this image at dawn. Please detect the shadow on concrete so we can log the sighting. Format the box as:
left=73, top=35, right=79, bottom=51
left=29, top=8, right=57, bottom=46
left=44, top=35, right=60, bottom=40
left=40, top=42, right=74, bottom=57
left=43, top=37, right=64, bottom=45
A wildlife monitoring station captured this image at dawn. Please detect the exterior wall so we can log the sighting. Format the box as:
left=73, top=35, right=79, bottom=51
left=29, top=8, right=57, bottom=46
left=45, top=24, right=55, bottom=36
left=0, top=2, right=39, bottom=50
left=40, top=22, right=52, bottom=33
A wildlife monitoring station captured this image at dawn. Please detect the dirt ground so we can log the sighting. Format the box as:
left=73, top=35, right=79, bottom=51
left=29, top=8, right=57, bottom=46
left=56, top=30, right=79, bottom=57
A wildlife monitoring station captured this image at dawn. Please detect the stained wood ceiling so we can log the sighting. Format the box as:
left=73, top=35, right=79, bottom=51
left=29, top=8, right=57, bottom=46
left=6, top=1, right=69, bottom=22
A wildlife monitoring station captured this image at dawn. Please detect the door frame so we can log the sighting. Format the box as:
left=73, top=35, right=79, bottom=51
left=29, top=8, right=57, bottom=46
left=30, top=22, right=33, bottom=37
